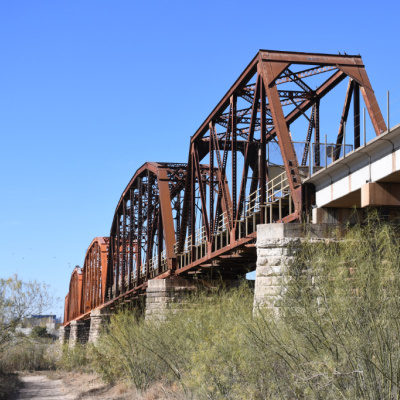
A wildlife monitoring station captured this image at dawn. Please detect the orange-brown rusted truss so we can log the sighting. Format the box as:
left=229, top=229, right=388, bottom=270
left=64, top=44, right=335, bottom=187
left=64, top=50, right=387, bottom=325
left=64, top=238, right=109, bottom=324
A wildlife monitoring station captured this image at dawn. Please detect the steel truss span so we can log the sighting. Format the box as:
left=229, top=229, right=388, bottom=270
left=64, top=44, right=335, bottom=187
left=64, top=237, right=108, bottom=323
left=64, top=50, right=386, bottom=324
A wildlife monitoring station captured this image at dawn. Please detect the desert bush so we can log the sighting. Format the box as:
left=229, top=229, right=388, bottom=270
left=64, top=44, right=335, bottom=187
left=58, top=342, right=91, bottom=372
left=249, top=215, right=400, bottom=399
left=90, top=286, right=254, bottom=396
left=85, top=216, right=400, bottom=399
left=0, top=337, right=56, bottom=372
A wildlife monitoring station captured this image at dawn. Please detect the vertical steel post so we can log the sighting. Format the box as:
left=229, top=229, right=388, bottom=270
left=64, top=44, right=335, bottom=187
left=354, top=82, right=360, bottom=148
left=137, top=178, right=142, bottom=283
left=314, top=99, right=320, bottom=166
left=363, top=108, right=366, bottom=146
left=259, top=79, right=267, bottom=222
left=121, top=202, right=127, bottom=293
left=128, top=189, right=133, bottom=289
left=209, top=123, right=214, bottom=242
left=231, top=95, right=237, bottom=221
left=115, top=217, right=120, bottom=296
left=387, top=90, right=390, bottom=132
left=190, top=150, right=196, bottom=260
left=343, top=122, right=346, bottom=157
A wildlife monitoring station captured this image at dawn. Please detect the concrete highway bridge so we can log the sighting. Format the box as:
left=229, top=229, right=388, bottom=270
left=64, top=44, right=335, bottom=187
left=60, top=50, right=399, bottom=346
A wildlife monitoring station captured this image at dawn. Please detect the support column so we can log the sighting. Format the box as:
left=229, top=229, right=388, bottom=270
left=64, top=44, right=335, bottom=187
left=59, top=325, right=70, bottom=345
left=68, top=320, right=89, bottom=347
left=145, top=276, right=197, bottom=321
left=88, top=307, right=110, bottom=344
left=253, top=223, right=333, bottom=313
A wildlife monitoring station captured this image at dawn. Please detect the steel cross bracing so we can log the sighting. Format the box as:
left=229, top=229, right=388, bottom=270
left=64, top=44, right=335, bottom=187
left=63, top=50, right=387, bottom=324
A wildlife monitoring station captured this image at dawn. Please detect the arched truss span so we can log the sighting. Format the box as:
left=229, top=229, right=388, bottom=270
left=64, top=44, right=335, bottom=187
left=64, top=266, right=83, bottom=324
left=106, top=162, right=189, bottom=299
left=81, top=237, right=109, bottom=314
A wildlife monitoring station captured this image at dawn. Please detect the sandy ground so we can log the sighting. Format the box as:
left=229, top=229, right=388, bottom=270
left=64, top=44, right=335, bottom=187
left=16, top=375, right=75, bottom=399
left=15, top=372, right=184, bottom=400
left=15, top=372, right=135, bottom=399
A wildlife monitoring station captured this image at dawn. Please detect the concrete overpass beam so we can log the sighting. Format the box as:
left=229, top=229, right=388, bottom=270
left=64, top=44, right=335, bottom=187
left=361, top=182, right=400, bottom=207
left=312, top=207, right=362, bottom=224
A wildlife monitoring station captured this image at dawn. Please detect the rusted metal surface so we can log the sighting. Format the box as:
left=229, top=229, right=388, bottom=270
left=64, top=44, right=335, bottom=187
left=64, top=266, right=83, bottom=323
left=63, top=50, right=386, bottom=324
left=81, top=237, right=109, bottom=313
left=106, top=162, right=187, bottom=299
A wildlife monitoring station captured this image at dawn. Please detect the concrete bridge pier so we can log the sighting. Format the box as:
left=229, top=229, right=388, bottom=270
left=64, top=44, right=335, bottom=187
left=59, top=325, right=70, bottom=345
left=253, top=223, right=332, bottom=313
left=68, top=320, right=89, bottom=347
left=88, top=307, right=110, bottom=344
left=145, top=276, right=197, bottom=320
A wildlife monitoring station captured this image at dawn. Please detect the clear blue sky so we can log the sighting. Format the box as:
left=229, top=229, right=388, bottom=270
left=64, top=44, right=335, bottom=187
left=1, top=0, right=399, bottom=317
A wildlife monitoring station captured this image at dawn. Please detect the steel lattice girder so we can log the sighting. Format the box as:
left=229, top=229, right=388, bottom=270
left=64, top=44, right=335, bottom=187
left=106, top=162, right=188, bottom=300
left=186, top=50, right=386, bottom=228
left=63, top=50, right=387, bottom=323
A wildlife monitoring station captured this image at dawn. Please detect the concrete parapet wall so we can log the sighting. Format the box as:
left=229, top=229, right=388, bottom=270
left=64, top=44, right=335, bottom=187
left=254, top=223, right=333, bottom=312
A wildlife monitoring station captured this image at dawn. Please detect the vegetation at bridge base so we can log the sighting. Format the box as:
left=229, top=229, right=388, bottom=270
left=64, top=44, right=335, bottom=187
left=58, top=214, right=400, bottom=399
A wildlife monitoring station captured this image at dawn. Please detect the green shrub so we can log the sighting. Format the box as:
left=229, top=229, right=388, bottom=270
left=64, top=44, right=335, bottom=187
left=91, top=286, right=258, bottom=398
left=58, top=343, right=91, bottom=372
left=249, top=215, right=400, bottom=399
left=69, top=216, right=400, bottom=399
left=31, top=326, right=52, bottom=338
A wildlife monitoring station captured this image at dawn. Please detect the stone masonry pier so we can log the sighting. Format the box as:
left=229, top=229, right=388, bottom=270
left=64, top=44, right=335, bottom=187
left=145, top=276, right=197, bottom=321
left=253, top=223, right=334, bottom=313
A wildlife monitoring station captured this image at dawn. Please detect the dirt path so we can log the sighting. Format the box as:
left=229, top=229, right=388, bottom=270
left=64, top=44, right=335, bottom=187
left=16, top=375, right=75, bottom=400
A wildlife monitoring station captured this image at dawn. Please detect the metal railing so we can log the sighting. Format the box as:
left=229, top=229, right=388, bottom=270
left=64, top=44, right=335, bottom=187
left=148, top=249, right=167, bottom=276
left=175, top=170, right=292, bottom=269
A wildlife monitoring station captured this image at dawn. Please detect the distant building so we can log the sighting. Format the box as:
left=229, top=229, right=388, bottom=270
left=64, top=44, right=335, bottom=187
left=17, top=314, right=62, bottom=336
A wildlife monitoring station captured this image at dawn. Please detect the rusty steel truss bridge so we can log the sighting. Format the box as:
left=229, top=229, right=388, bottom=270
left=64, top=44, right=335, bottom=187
left=64, top=50, right=387, bottom=324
